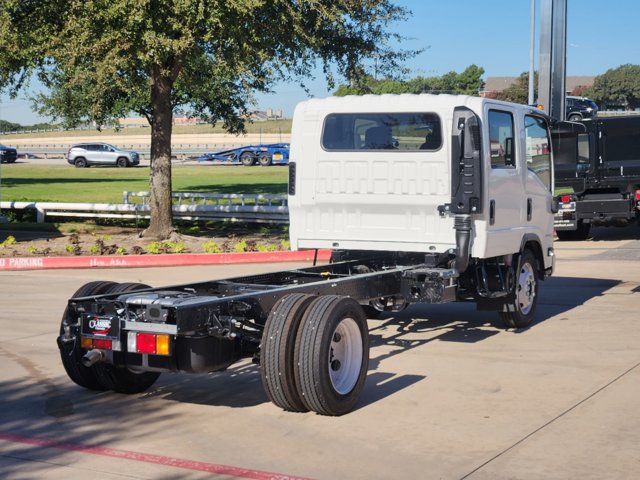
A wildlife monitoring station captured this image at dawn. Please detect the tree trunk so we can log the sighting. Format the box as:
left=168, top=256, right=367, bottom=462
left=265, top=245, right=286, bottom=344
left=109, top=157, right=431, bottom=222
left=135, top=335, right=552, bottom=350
left=143, top=69, right=175, bottom=239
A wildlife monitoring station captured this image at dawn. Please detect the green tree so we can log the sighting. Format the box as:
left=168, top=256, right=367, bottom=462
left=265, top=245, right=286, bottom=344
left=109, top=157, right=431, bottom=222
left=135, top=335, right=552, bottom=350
left=334, top=65, right=485, bottom=96
left=496, top=71, right=538, bottom=104
left=0, top=0, right=414, bottom=238
left=587, top=64, right=640, bottom=110
left=0, top=119, right=21, bottom=132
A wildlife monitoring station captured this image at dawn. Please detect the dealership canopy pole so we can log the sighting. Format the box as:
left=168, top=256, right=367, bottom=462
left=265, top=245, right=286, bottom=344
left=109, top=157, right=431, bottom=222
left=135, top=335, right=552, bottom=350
left=538, top=0, right=567, bottom=120
left=528, top=0, right=536, bottom=106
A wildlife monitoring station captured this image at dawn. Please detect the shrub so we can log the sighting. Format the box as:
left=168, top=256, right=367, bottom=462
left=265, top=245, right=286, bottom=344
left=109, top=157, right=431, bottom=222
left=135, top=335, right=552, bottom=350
left=233, top=239, right=248, bottom=253
left=146, top=242, right=163, bottom=254
left=168, top=241, right=187, bottom=253
left=0, top=235, right=17, bottom=248
left=202, top=240, right=223, bottom=254
left=256, top=242, right=279, bottom=252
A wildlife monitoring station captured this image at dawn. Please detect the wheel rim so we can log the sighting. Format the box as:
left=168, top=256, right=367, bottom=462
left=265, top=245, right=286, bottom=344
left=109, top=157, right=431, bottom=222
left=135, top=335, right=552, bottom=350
left=517, top=262, right=536, bottom=315
left=328, top=317, right=363, bottom=395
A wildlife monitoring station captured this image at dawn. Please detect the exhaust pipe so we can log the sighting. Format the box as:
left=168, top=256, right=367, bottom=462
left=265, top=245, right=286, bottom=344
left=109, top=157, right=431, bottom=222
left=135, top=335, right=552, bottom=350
left=454, top=215, right=472, bottom=274
left=81, top=349, right=105, bottom=367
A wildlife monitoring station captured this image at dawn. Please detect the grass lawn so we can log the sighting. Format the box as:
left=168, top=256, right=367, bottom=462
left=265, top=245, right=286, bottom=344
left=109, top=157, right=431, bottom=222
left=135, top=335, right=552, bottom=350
left=0, top=165, right=288, bottom=203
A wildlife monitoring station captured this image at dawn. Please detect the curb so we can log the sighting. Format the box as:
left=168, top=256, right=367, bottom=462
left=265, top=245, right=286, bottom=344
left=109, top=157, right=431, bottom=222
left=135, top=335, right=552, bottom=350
left=0, top=250, right=332, bottom=271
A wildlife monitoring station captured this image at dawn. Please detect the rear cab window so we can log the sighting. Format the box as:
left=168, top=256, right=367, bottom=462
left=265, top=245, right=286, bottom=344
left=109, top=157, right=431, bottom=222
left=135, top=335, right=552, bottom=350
left=322, top=113, right=442, bottom=151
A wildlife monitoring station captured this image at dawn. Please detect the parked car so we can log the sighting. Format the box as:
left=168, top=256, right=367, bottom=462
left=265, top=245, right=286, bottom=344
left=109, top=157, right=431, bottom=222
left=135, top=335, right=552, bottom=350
left=566, top=96, right=598, bottom=121
left=66, top=143, right=140, bottom=168
left=0, top=144, right=18, bottom=163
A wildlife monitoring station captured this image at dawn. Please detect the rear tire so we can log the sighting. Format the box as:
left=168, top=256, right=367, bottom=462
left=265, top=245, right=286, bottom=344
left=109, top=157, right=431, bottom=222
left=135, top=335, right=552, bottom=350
left=94, top=282, right=161, bottom=394
left=258, top=153, right=272, bottom=167
left=499, top=250, right=539, bottom=329
left=58, top=281, right=118, bottom=390
left=568, top=114, right=582, bottom=122
left=294, top=296, right=369, bottom=416
left=240, top=151, right=255, bottom=166
left=74, top=157, right=87, bottom=168
left=260, top=293, right=316, bottom=412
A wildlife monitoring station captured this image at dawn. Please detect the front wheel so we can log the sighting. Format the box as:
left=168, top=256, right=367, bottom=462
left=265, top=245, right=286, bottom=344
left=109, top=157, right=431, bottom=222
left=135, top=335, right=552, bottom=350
left=116, top=157, right=129, bottom=168
left=294, top=296, right=369, bottom=416
left=499, top=250, right=539, bottom=328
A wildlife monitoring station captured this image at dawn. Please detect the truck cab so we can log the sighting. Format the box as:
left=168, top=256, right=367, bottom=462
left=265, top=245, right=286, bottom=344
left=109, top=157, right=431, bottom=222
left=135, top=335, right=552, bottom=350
left=288, top=94, right=555, bottom=277
left=553, top=115, right=640, bottom=240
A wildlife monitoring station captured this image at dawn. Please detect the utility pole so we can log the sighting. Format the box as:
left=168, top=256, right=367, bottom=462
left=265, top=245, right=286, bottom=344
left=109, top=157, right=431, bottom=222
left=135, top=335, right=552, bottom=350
left=538, top=0, right=567, bottom=120
left=528, top=0, right=536, bottom=106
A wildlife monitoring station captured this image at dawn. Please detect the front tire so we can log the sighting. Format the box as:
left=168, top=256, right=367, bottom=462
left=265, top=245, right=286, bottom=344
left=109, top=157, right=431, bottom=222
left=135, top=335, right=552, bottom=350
left=294, top=296, right=369, bottom=416
left=116, top=157, right=129, bottom=168
left=500, top=250, right=539, bottom=328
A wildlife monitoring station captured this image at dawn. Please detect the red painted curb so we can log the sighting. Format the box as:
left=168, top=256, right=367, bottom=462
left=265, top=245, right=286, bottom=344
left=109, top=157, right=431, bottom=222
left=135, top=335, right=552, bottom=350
left=0, top=250, right=331, bottom=271
left=0, top=431, right=312, bottom=480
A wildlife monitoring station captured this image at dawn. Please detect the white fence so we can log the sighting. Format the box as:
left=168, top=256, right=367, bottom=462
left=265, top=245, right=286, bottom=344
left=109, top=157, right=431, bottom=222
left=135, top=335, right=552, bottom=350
left=1, top=192, right=289, bottom=224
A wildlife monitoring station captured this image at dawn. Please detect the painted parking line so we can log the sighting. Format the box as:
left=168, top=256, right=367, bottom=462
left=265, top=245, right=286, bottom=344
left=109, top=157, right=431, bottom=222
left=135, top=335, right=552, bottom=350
left=0, top=250, right=331, bottom=271
left=0, top=431, right=312, bottom=480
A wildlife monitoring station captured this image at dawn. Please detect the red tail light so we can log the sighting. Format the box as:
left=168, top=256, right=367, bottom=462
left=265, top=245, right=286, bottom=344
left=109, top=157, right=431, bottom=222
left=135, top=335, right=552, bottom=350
left=93, top=339, right=112, bottom=350
left=560, top=195, right=573, bottom=203
left=635, top=190, right=640, bottom=201
left=136, top=333, right=157, bottom=354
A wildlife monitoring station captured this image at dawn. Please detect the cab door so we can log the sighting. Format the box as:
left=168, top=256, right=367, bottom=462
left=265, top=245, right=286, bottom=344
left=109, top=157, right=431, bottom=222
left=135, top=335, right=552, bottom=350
left=523, top=114, right=554, bottom=249
left=484, top=105, right=525, bottom=256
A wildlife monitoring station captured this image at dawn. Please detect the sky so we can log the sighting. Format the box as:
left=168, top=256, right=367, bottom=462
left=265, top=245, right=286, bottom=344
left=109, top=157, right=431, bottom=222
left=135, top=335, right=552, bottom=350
left=1, top=0, right=639, bottom=125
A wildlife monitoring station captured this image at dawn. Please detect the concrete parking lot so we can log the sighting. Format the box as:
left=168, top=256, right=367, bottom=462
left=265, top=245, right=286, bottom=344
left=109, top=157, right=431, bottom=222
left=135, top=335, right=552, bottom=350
left=1, top=228, right=639, bottom=479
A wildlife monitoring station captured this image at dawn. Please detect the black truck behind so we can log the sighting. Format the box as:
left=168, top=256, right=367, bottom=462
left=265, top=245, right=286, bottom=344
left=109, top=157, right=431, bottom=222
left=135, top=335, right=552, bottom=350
left=553, top=115, right=640, bottom=240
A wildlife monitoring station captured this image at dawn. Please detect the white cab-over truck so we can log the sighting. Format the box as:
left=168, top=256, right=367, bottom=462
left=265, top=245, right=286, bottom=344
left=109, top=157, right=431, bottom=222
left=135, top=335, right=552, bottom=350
left=57, top=94, right=556, bottom=416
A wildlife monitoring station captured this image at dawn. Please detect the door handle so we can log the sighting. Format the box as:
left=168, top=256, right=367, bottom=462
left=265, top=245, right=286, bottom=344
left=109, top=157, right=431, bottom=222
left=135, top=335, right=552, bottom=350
left=527, top=198, right=532, bottom=221
left=490, top=200, right=495, bottom=225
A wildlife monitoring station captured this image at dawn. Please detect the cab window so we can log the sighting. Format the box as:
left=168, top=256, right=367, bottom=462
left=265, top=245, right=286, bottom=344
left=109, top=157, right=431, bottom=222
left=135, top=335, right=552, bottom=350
left=524, top=115, right=552, bottom=191
left=488, top=110, right=515, bottom=167
left=322, top=113, right=442, bottom=151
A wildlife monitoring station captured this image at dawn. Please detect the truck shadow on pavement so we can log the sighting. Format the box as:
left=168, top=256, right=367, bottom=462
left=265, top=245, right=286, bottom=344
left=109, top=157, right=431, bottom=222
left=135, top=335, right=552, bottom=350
left=356, top=275, right=620, bottom=409
left=94, top=275, right=622, bottom=413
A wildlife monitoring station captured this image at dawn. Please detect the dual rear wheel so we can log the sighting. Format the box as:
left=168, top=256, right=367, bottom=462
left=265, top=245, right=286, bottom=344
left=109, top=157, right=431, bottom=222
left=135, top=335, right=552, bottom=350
left=260, top=294, right=369, bottom=416
left=58, top=281, right=160, bottom=394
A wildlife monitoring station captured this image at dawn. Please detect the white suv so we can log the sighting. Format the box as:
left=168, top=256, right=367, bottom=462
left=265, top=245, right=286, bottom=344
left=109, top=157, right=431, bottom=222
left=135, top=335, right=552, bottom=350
left=66, top=143, right=140, bottom=168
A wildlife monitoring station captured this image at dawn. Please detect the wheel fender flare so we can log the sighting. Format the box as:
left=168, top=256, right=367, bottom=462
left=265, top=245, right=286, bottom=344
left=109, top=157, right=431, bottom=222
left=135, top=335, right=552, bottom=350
left=518, top=234, right=544, bottom=279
